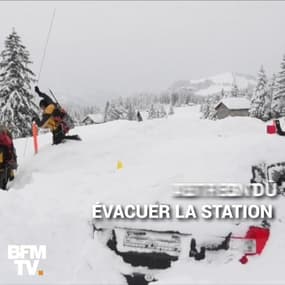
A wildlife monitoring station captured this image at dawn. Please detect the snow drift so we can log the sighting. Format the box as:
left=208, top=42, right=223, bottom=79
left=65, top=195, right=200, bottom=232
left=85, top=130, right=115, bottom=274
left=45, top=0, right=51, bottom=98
left=0, top=106, right=284, bottom=284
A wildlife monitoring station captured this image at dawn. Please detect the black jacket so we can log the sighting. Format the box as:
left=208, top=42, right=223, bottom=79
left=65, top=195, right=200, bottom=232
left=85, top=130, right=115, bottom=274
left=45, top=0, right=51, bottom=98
left=34, top=90, right=63, bottom=128
left=37, top=90, right=54, bottom=106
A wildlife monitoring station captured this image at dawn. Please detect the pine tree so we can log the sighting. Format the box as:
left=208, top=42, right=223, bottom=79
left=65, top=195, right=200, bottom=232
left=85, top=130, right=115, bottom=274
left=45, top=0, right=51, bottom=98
left=231, top=80, right=239, bottom=97
left=148, top=104, right=156, bottom=119
left=147, top=104, right=168, bottom=119
left=103, top=101, right=110, bottom=122
left=168, top=104, right=174, bottom=115
left=171, top=93, right=179, bottom=106
left=0, top=29, right=38, bottom=137
left=104, top=100, right=128, bottom=122
left=127, top=104, right=136, bottom=120
left=159, top=105, right=167, bottom=118
left=249, top=65, right=271, bottom=121
left=269, top=73, right=277, bottom=118
left=272, top=55, right=285, bottom=117
left=201, top=99, right=211, bottom=119
left=243, top=87, right=253, bottom=100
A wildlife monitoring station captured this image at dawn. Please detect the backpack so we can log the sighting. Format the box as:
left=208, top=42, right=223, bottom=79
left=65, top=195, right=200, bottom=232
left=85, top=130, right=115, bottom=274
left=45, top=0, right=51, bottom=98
left=0, top=131, right=13, bottom=163
left=53, top=104, right=75, bottom=134
left=0, top=131, right=13, bottom=149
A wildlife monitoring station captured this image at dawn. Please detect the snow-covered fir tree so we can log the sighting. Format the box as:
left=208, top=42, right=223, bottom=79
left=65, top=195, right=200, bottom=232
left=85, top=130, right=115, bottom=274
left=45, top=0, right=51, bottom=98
left=268, top=73, right=277, bottom=117
left=231, top=80, right=239, bottom=97
left=101, top=90, right=201, bottom=121
left=65, top=103, right=101, bottom=126
left=272, top=55, right=285, bottom=118
left=103, top=101, right=110, bottom=122
left=0, top=29, right=38, bottom=137
left=148, top=104, right=156, bottom=119
left=249, top=65, right=271, bottom=121
left=168, top=104, right=174, bottom=115
left=147, top=104, right=168, bottom=120
left=159, top=105, right=167, bottom=118
left=201, top=93, right=222, bottom=120
left=200, top=99, right=211, bottom=119
left=243, top=87, right=253, bottom=100
left=104, top=100, right=128, bottom=122
left=170, top=93, right=179, bottom=106
left=127, top=104, right=136, bottom=121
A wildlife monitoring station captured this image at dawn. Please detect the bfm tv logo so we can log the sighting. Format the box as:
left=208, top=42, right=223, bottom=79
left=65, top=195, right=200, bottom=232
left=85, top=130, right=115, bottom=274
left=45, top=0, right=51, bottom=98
left=8, top=245, right=46, bottom=276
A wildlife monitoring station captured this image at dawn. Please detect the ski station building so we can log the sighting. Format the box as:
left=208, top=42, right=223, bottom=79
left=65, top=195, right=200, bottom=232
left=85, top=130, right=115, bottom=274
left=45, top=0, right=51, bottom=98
left=82, top=113, right=105, bottom=125
left=214, top=97, right=250, bottom=119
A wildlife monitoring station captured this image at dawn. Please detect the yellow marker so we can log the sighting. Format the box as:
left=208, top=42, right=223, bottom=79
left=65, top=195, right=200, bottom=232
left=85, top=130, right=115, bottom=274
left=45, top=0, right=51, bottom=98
left=38, top=270, right=44, bottom=276
left=117, top=160, right=123, bottom=170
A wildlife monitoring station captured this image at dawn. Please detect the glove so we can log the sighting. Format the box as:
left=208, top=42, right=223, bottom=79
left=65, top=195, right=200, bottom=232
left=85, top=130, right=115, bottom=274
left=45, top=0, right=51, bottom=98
left=34, top=86, right=40, bottom=94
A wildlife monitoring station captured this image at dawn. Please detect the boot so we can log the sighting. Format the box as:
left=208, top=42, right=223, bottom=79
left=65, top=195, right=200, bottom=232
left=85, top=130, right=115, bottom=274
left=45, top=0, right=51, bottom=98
left=9, top=169, right=14, bottom=181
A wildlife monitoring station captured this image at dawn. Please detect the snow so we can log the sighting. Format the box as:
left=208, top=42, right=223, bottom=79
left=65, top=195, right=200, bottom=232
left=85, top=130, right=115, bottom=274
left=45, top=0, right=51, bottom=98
left=215, top=97, right=251, bottom=110
left=0, top=106, right=284, bottom=284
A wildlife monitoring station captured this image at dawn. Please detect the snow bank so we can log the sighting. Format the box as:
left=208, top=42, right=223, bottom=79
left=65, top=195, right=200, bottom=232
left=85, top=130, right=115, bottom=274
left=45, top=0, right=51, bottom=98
left=0, top=106, right=284, bottom=284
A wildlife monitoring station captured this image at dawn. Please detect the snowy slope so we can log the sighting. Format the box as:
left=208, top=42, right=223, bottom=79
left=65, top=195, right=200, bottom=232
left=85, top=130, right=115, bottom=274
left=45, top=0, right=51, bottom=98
left=170, top=72, right=256, bottom=96
left=0, top=106, right=284, bottom=284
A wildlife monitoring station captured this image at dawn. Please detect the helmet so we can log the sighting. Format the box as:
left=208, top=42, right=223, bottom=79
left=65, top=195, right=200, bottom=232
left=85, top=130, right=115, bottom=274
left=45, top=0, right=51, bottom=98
left=39, top=99, right=48, bottom=108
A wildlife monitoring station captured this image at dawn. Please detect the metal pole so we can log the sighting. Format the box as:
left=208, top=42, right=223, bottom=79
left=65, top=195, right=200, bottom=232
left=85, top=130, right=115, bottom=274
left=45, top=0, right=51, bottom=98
left=37, top=9, right=56, bottom=83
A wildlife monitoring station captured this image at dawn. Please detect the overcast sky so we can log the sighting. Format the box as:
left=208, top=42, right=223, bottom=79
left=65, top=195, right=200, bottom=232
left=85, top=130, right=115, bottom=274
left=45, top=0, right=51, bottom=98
left=0, top=1, right=285, bottom=106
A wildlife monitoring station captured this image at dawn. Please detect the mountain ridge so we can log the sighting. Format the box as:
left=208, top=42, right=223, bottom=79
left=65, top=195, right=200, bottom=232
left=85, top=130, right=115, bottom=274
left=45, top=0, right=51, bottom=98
left=169, top=72, right=257, bottom=97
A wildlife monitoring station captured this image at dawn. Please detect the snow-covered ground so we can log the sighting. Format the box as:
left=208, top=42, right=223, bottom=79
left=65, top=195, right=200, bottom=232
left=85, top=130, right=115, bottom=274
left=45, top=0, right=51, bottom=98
left=0, top=106, right=284, bottom=284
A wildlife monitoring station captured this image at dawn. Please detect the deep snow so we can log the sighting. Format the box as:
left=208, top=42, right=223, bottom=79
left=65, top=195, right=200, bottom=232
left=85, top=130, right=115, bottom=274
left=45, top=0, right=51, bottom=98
left=0, top=106, right=284, bottom=284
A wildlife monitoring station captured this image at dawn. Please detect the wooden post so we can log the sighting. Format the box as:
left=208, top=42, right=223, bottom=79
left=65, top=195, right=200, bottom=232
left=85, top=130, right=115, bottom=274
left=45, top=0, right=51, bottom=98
left=32, top=123, right=38, bottom=154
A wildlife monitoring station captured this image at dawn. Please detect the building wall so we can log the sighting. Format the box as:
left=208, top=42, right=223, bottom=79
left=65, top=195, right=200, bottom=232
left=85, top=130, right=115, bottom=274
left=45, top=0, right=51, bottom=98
left=230, top=109, right=249, bottom=117
left=215, top=104, right=230, bottom=119
left=215, top=104, right=249, bottom=119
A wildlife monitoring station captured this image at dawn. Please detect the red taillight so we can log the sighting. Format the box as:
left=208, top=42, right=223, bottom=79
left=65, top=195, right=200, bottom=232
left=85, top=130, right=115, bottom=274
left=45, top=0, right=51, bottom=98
left=267, top=124, right=276, bottom=134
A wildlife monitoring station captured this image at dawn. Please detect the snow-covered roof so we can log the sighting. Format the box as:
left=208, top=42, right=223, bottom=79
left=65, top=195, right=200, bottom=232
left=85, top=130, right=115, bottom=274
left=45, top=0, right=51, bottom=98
left=215, top=97, right=250, bottom=110
left=83, top=113, right=104, bottom=123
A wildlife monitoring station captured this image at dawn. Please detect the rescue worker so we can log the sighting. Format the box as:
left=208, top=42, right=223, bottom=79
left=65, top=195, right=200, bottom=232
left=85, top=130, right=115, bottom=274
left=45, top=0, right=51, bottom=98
left=137, top=111, right=143, bottom=122
left=33, top=86, right=81, bottom=145
left=0, top=125, right=17, bottom=181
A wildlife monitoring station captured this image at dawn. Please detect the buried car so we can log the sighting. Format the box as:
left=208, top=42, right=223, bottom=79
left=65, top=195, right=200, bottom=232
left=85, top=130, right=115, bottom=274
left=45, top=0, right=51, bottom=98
left=90, top=161, right=285, bottom=284
left=91, top=218, right=271, bottom=284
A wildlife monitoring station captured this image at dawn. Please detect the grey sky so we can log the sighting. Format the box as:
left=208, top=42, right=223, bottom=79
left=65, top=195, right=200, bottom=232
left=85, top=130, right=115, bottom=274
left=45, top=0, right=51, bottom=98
left=0, top=1, right=285, bottom=106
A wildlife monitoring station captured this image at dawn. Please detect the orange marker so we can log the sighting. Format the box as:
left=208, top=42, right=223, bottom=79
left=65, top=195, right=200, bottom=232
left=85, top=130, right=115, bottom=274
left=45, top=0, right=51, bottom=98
left=32, top=122, right=38, bottom=154
left=38, top=269, right=44, bottom=276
